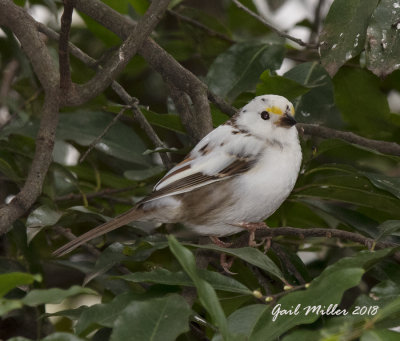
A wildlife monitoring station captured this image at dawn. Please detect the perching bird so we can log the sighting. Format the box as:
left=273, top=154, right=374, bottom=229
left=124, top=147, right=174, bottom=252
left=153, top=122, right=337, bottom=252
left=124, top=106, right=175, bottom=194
left=53, top=95, right=302, bottom=257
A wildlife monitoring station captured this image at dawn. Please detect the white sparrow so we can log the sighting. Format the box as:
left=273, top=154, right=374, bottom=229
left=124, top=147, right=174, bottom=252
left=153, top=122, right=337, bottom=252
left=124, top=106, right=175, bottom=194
left=53, top=95, right=302, bottom=257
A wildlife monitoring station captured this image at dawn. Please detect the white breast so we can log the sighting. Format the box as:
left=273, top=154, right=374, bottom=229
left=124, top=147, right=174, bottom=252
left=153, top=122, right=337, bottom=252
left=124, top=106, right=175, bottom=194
left=225, top=130, right=302, bottom=223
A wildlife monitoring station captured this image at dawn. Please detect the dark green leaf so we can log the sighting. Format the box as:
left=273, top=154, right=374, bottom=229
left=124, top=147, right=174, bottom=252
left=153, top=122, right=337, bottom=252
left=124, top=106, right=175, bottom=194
left=0, top=298, right=23, bottom=316
left=22, top=286, right=97, bottom=306
left=319, top=0, right=379, bottom=76
left=9, top=333, right=85, bottom=341
left=188, top=243, right=285, bottom=282
left=376, top=220, right=400, bottom=240
left=124, top=166, right=165, bottom=181
left=56, top=111, right=150, bottom=166
left=249, top=249, right=394, bottom=340
left=284, top=62, right=342, bottom=127
left=76, top=292, right=140, bottom=335
left=333, top=68, right=391, bottom=137
left=361, top=329, right=400, bottom=341
left=366, top=0, right=400, bottom=77
left=256, top=70, right=310, bottom=101
left=116, top=267, right=252, bottom=294
left=168, top=236, right=230, bottom=339
left=141, top=109, right=186, bottom=134
left=110, top=294, right=191, bottom=341
left=363, top=172, right=400, bottom=199
left=207, top=41, right=284, bottom=101
left=0, top=272, right=42, bottom=298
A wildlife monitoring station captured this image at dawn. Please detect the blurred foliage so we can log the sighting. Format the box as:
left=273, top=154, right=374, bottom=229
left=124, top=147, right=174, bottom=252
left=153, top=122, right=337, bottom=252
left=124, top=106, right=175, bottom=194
left=1, top=0, right=400, bottom=340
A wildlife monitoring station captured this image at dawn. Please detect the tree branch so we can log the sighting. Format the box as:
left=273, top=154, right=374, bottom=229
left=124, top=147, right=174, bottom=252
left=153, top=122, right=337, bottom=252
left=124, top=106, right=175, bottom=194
left=0, top=0, right=60, bottom=235
left=37, top=23, right=173, bottom=169
left=168, top=9, right=234, bottom=43
left=231, top=0, right=317, bottom=48
left=207, top=95, right=400, bottom=157
left=297, top=123, right=400, bottom=157
left=59, top=0, right=75, bottom=94
left=233, top=227, right=398, bottom=251
left=64, top=0, right=171, bottom=107
left=74, top=0, right=212, bottom=139
left=110, top=82, right=173, bottom=169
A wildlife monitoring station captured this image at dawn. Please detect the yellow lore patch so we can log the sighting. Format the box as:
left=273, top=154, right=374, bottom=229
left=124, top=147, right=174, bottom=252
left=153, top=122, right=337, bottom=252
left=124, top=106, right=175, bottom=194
left=266, top=106, right=283, bottom=115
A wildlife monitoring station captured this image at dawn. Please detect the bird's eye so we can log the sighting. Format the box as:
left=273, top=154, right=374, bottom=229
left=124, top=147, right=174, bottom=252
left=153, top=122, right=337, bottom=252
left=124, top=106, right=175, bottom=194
left=261, top=111, right=270, bottom=120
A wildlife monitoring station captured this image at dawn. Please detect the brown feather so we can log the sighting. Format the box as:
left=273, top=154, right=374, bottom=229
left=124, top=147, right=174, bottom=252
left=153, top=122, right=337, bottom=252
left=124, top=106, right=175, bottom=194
left=52, top=208, right=145, bottom=257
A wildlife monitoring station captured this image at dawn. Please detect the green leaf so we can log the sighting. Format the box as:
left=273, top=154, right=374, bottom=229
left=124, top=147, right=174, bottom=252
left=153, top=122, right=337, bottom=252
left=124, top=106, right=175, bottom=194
left=124, top=166, right=165, bottom=181
left=8, top=334, right=85, bottom=341
left=0, top=298, right=23, bottom=316
left=141, top=109, right=186, bottom=134
left=366, top=0, right=400, bottom=77
left=116, top=267, right=252, bottom=294
left=319, top=0, right=379, bottom=76
left=207, top=41, right=285, bottom=101
left=22, top=285, right=97, bottom=306
left=361, top=329, right=400, bottom=341
left=213, top=304, right=266, bottom=341
left=0, top=272, right=42, bottom=298
left=188, top=243, right=286, bottom=282
left=168, top=236, right=230, bottom=339
left=56, top=111, right=150, bottom=166
left=26, top=205, right=62, bottom=243
left=110, top=294, right=191, bottom=341
left=363, top=172, right=400, bottom=199
left=248, top=248, right=394, bottom=340
left=75, top=292, right=139, bottom=335
left=256, top=70, right=310, bottom=101
left=333, top=68, right=391, bottom=137
left=376, top=220, right=400, bottom=240
left=284, top=62, right=342, bottom=127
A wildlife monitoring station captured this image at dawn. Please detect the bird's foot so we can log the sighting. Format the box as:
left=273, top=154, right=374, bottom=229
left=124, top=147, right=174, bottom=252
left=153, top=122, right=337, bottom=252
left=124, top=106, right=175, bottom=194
left=232, top=221, right=269, bottom=247
left=210, top=236, right=233, bottom=248
left=210, top=236, right=235, bottom=274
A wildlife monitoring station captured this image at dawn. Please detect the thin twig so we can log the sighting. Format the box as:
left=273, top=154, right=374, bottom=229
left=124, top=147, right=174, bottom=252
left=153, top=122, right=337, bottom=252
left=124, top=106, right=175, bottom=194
left=270, top=243, right=305, bottom=284
left=74, top=0, right=213, bottom=140
left=64, top=0, right=171, bottom=107
left=168, top=9, right=234, bottom=43
left=297, top=123, right=400, bottom=157
left=59, top=0, right=75, bottom=94
left=231, top=0, right=317, bottom=48
left=79, top=107, right=127, bottom=163
left=111, top=82, right=173, bottom=169
left=38, top=24, right=173, bottom=169
left=309, top=0, right=325, bottom=44
left=231, top=227, right=399, bottom=261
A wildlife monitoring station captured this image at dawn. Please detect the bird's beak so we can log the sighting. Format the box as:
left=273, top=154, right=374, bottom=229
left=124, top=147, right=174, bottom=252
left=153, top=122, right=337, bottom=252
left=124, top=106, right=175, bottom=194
left=276, top=113, right=297, bottom=128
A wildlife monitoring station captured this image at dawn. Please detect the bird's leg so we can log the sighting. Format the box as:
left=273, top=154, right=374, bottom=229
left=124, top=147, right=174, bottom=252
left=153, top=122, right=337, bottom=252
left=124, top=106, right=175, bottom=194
left=209, top=236, right=233, bottom=248
left=209, top=236, right=236, bottom=274
left=232, top=221, right=269, bottom=247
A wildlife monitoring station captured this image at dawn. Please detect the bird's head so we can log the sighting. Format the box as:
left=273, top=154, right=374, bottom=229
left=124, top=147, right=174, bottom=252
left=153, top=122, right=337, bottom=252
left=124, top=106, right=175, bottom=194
left=235, top=94, right=297, bottom=141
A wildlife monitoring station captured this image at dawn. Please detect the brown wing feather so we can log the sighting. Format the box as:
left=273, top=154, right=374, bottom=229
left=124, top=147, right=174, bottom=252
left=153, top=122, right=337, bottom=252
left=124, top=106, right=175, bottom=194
left=139, top=157, right=257, bottom=205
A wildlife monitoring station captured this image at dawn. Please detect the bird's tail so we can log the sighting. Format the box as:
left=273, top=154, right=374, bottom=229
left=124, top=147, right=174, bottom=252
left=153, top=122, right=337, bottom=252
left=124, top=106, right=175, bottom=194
left=52, top=208, right=144, bottom=257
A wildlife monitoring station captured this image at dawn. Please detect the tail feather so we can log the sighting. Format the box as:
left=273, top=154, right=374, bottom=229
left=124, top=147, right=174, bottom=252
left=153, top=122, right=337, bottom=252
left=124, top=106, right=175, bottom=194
left=52, top=208, right=143, bottom=257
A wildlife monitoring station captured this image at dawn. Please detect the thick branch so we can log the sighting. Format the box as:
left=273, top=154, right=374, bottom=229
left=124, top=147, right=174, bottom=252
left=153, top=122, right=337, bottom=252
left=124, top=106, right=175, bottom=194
left=59, top=0, right=75, bottom=93
left=74, top=0, right=212, bottom=139
left=0, top=0, right=60, bottom=235
left=297, top=123, right=400, bottom=157
left=65, top=0, right=171, bottom=106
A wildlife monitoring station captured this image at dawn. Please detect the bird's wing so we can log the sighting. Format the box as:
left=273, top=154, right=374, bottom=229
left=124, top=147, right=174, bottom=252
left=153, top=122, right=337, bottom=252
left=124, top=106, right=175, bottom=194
left=139, top=125, right=263, bottom=205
